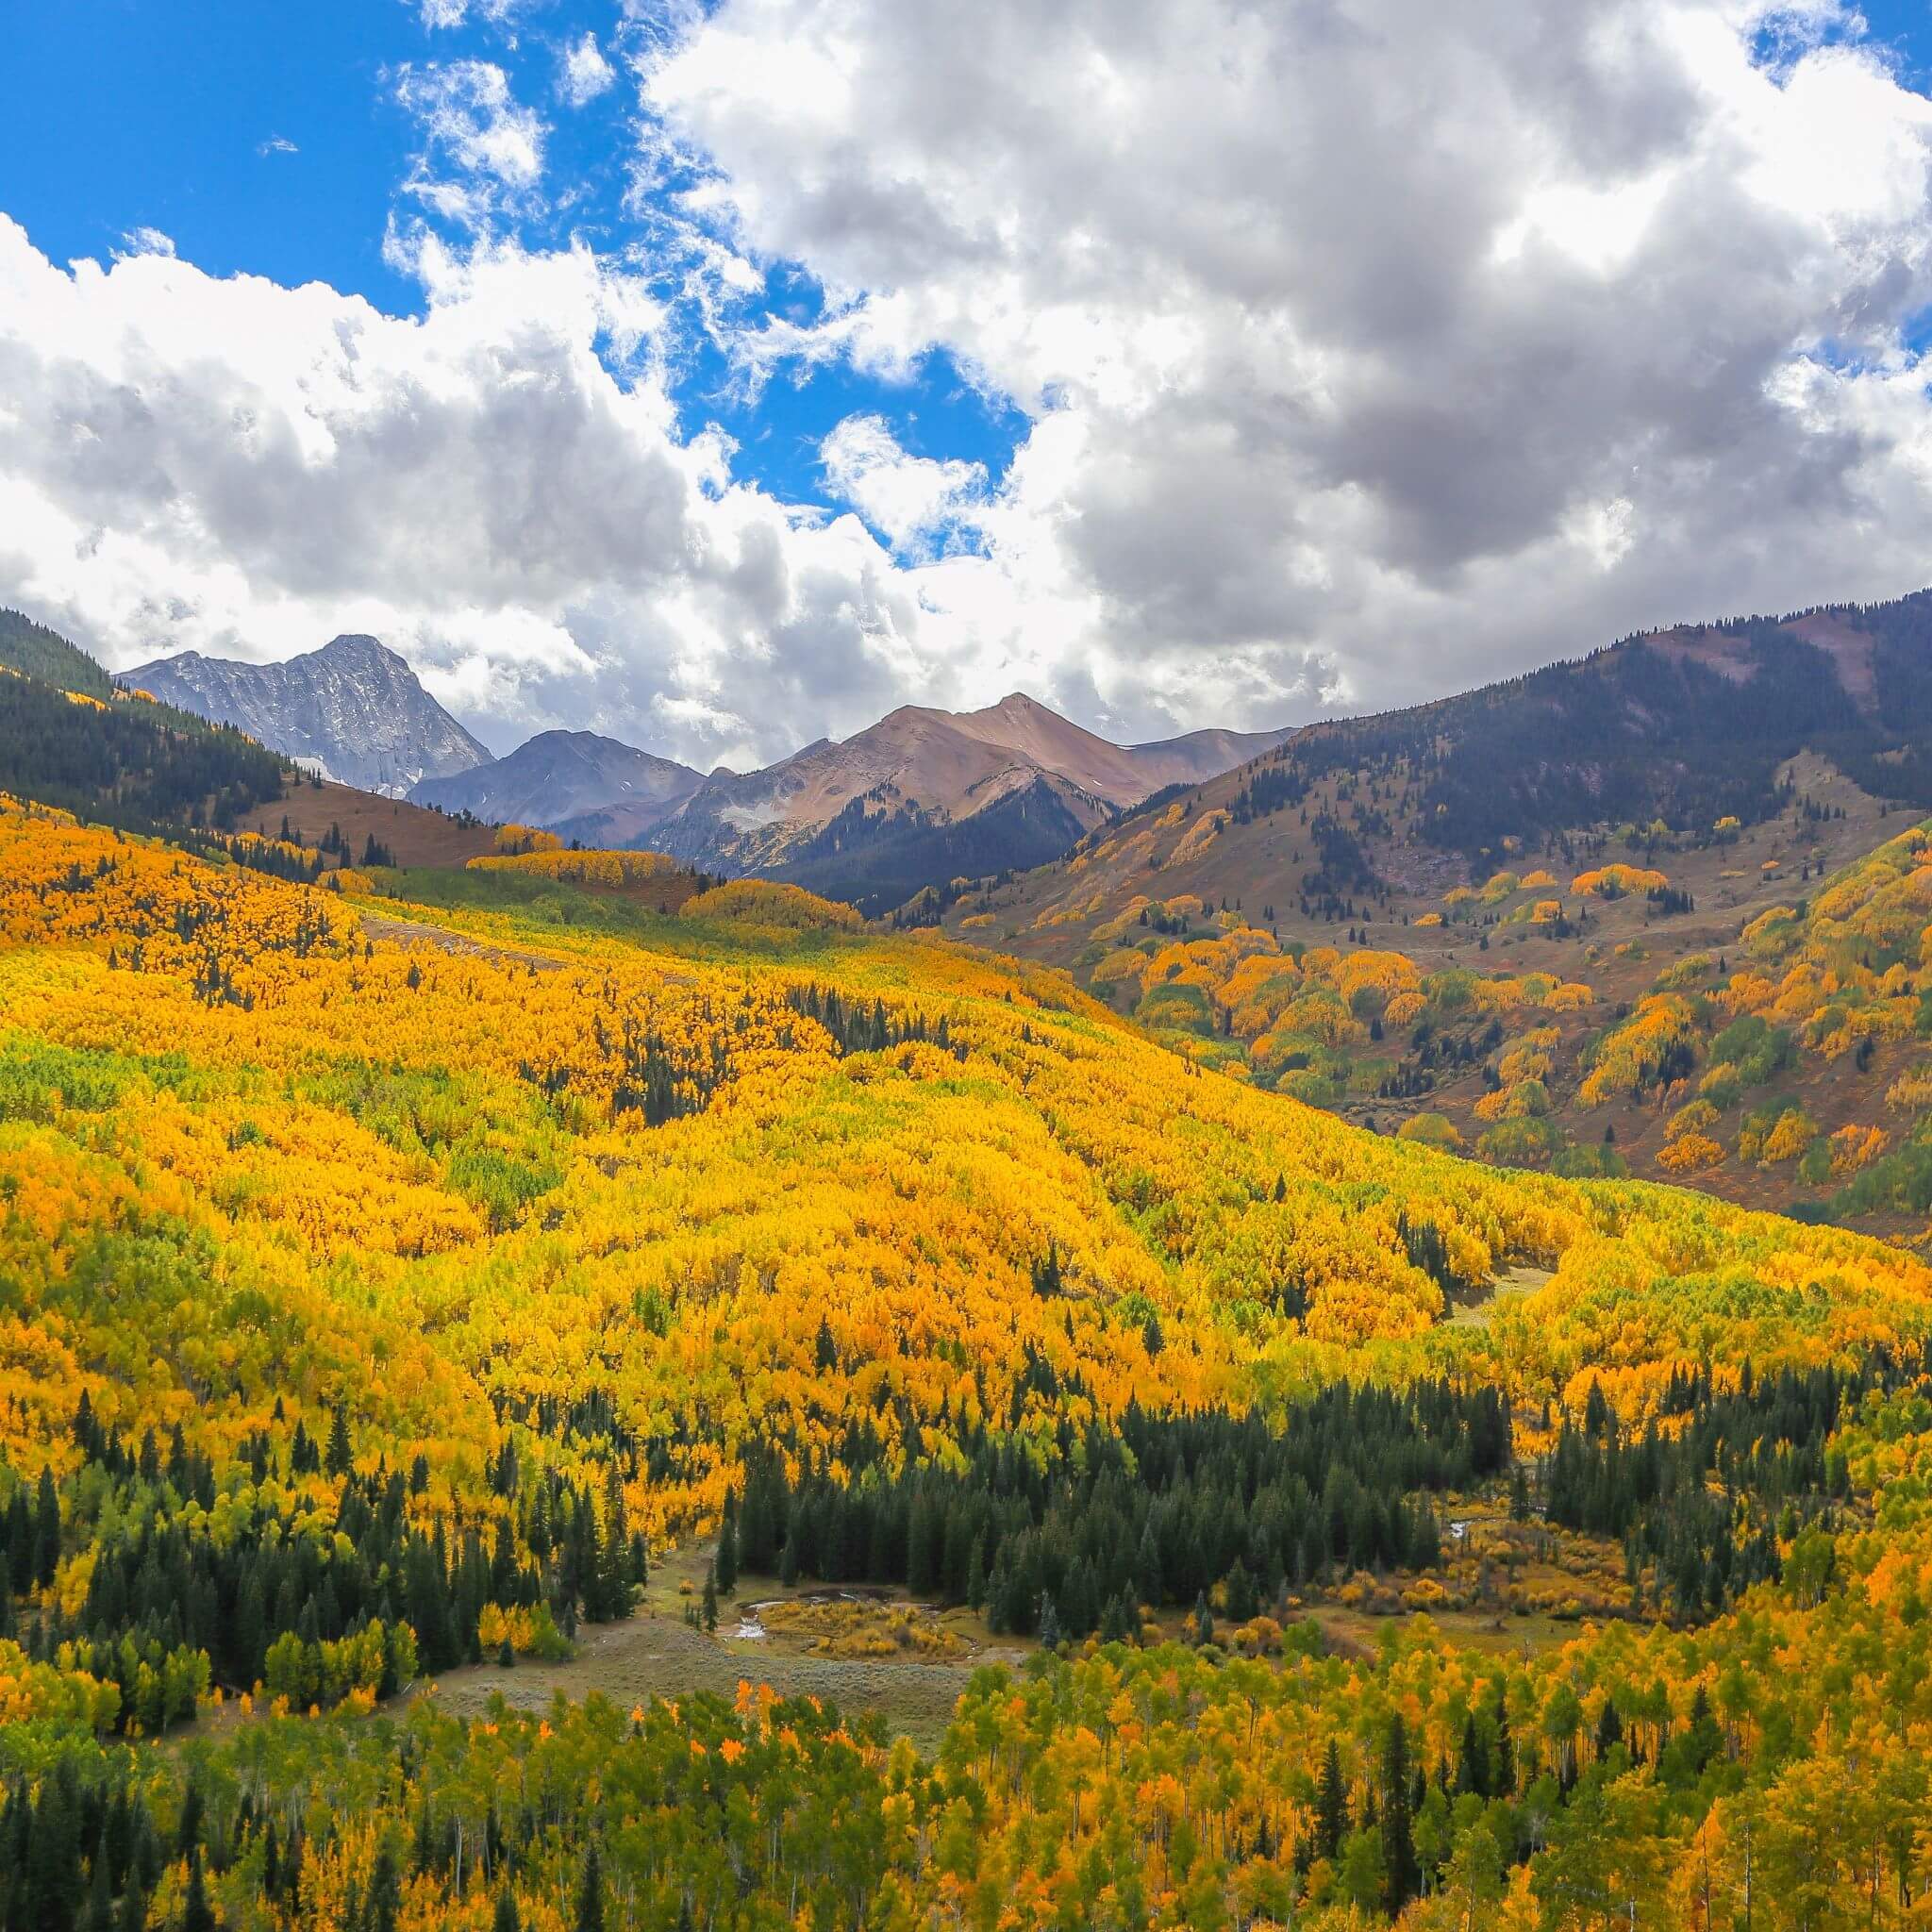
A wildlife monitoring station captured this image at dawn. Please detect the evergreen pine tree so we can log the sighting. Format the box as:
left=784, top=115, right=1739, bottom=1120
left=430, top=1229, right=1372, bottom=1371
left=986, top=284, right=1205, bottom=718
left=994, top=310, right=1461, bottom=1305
left=325, top=1408, right=353, bottom=1478
left=575, top=1500, right=604, bottom=1622
left=1596, top=1696, right=1624, bottom=1758
left=1456, top=1712, right=1488, bottom=1798
left=27, top=1762, right=83, bottom=1932
left=1315, top=1740, right=1347, bottom=1862
left=367, top=1847, right=401, bottom=1932
left=715, top=1492, right=739, bottom=1595
left=175, top=1784, right=204, bottom=1859
left=1380, top=1713, right=1420, bottom=1911
left=130, top=1807, right=162, bottom=1898
left=1037, top=1593, right=1062, bottom=1650
left=280, top=1832, right=304, bottom=1916
left=181, top=1852, right=215, bottom=1932
left=575, top=1842, right=606, bottom=1932
left=1493, top=1700, right=1516, bottom=1796
left=593, top=1486, right=634, bottom=1624
left=84, top=1836, right=114, bottom=1932
left=34, top=1467, right=60, bottom=1588
left=8, top=1484, right=34, bottom=1592
left=493, top=1886, right=521, bottom=1932
left=701, top=1568, right=719, bottom=1634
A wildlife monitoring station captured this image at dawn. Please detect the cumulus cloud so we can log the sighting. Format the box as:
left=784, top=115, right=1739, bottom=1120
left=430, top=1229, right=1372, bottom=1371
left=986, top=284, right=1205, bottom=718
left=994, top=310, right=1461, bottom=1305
left=558, top=31, right=616, bottom=107
left=10, top=0, right=1932, bottom=765
left=819, top=413, right=986, bottom=558
left=0, top=217, right=970, bottom=766
left=641, top=0, right=1932, bottom=721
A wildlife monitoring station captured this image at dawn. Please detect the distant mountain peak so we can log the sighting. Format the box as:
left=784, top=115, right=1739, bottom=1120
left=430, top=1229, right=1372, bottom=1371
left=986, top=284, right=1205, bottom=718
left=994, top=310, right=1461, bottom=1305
left=410, top=726, right=704, bottom=834
left=114, top=634, right=488, bottom=797
left=311, top=632, right=407, bottom=668
left=650, top=690, right=1288, bottom=911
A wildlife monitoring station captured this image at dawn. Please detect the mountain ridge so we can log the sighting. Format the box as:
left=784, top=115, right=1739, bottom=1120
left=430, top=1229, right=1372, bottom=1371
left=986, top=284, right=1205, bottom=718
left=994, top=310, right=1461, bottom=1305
left=409, top=727, right=704, bottom=830
left=117, top=633, right=490, bottom=797
left=646, top=692, right=1290, bottom=908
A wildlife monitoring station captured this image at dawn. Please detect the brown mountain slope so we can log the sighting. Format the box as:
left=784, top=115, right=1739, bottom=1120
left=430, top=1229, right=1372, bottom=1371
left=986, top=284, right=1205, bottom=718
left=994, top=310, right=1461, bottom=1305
left=939, top=744, right=1928, bottom=1228
left=239, top=775, right=500, bottom=869
left=928, top=692, right=1285, bottom=803
left=648, top=691, right=1288, bottom=908
left=925, top=591, right=1932, bottom=1239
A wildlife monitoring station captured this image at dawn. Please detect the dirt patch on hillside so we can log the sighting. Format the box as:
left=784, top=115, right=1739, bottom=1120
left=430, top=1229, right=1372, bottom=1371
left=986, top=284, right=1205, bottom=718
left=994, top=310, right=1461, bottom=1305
left=356, top=910, right=563, bottom=972
left=1447, top=1263, right=1554, bottom=1326
left=243, top=778, right=499, bottom=869
left=420, top=1607, right=990, bottom=1756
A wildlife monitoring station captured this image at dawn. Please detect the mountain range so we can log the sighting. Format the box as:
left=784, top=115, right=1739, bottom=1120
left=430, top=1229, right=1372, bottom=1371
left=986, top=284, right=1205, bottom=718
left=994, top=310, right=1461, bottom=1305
left=938, top=589, right=1932, bottom=959
left=640, top=695, right=1289, bottom=909
left=120, top=632, right=1291, bottom=908
left=928, top=588, right=1932, bottom=1231
left=98, top=589, right=1932, bottom=928
left=16, top=586, right=1932, bottom=1238
left=116, top=634, right=490, bottom=796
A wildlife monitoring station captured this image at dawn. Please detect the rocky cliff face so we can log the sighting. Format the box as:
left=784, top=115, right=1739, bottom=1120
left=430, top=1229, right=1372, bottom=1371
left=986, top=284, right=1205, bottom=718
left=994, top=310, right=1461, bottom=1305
left=116, top=635, right=489, bottom=796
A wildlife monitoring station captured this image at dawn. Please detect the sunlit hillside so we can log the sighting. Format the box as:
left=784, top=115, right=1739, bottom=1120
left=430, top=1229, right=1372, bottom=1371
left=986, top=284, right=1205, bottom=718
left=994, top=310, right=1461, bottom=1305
left=4, top=794, right=1932, bottom=1924
left=941, top=740, right=1932, bottom=1236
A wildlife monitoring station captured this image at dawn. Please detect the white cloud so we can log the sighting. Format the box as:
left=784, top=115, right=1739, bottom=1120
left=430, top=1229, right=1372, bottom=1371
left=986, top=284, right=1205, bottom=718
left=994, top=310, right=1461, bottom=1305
left=819, top=414, right=986, bottom=557
left=394, top=60, right=546, bottom=228
left=558, top=31, right=616, bottom=107
left=638, top=0, right=1932, bottom=724
left=258, top=136, right=299, bottom=158
left=416, top=0, right=525, bottom=29
left=0, top=216, right=962, bottom=767
left=117, top=227, right=175, bottom=258
left=12, top=0, right=1932, bottom=766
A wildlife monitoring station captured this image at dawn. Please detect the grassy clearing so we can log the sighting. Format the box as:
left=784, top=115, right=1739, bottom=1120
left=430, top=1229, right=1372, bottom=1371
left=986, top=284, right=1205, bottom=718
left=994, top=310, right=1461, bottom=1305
left=1447, top=1262, right=1555, bottom=1325
left=1307, top=1602, right=1583, bottom=1662
left=419, top=1528, right=1607, bottom=1757
left=422, top=1608, right=989, bottom=1757
left=420, top=1543, right=1025, bottom=1756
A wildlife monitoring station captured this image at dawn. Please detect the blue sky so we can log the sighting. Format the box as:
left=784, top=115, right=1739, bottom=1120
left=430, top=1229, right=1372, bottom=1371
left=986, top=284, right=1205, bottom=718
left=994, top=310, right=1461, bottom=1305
left=0, top=0, right=1028, bottom=535
left=8, top=0, right=1932, bottom=764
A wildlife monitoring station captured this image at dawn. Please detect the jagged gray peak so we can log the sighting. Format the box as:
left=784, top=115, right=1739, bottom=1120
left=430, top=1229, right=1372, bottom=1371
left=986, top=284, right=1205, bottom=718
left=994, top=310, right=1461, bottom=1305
left=409, top=728, right=703, bottom=829
left=115, top=634, right=489, bottom=796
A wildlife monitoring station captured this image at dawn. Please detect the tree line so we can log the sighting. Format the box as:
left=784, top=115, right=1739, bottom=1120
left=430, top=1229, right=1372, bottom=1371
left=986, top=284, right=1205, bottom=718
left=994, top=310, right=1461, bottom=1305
left=1539, top=1351, right=1915, bottom=1618
left=0, top=1391, right=654, bottom=1733
left=728, top=1380, right=1512, bottom=1640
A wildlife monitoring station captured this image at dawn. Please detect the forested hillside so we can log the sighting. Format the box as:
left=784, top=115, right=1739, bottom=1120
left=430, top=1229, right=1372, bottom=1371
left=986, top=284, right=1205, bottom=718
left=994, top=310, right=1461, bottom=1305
left=0, top=619, right=288, bottom=838
left=0, top=608, right=113, bottom=698
left=1260, top=592, right=1932, bottom=861
left=991, top=790, right=1932, bottom=1239
left=3, top=791, right=1932, bottom=1925
left=940, top=611, right=1932, bottom=1233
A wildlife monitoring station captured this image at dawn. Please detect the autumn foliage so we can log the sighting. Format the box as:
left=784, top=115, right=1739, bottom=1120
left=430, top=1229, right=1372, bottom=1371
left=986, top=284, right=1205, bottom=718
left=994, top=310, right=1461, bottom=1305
left=1, top=799, right=1932, bottom=1926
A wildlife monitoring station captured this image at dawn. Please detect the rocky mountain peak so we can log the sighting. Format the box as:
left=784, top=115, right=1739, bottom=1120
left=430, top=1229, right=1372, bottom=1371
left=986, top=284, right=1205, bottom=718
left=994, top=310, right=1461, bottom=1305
left=115, top=633, right=489, bottom=797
